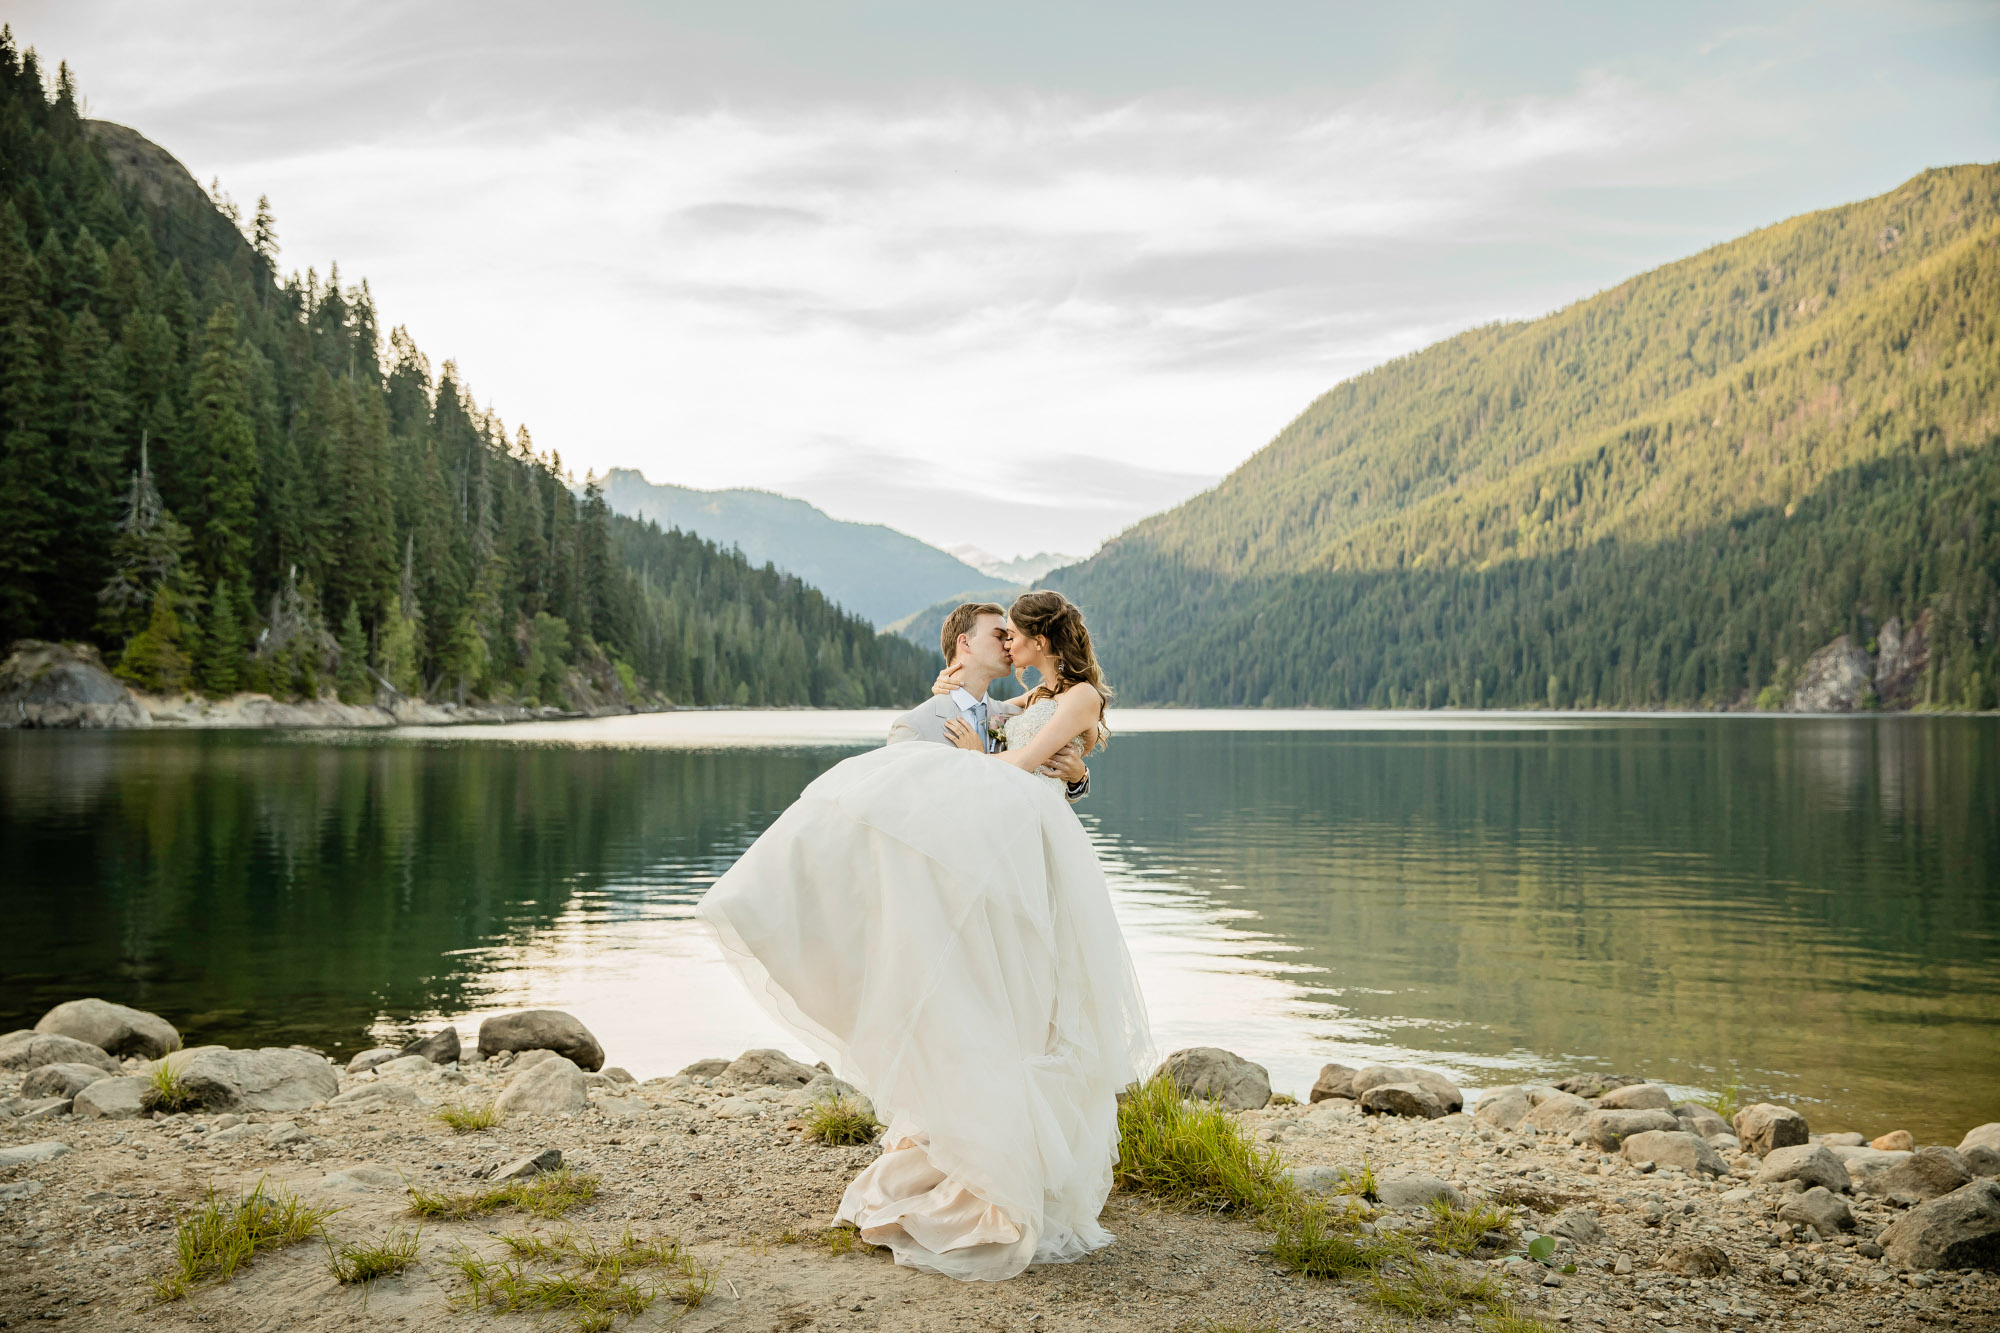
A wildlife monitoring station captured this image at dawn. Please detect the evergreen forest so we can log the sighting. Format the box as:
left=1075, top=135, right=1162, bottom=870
left=0, top=34, right=932, bottom=710
left=1054, top=164, right=2000, bottom=709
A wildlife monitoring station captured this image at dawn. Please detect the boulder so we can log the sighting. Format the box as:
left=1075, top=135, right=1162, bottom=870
left=1620, top=1130, right=1728, bottom=1178
left=1359, top=1083, right=1446, bottom=1120
left=1473, top=1085, right=1535, bottom=1131
left=490, top=1148, right=562, bottom=1182
left=1820, top=1132, right=1866, bottom=1148
left=721, top=1048, right=820, bottom=1090
left=1862, top=1146, right=1974, bottom=1207
left=176, top=1048, right=339, bottom=1113
left=140, top=1045, right=225, bottom=1078
left=1961, top=1123, right=2000, bottom=1156
left=345, top=1048, right=403, bottom=1074
left=20, top=1062, right=113, bottom=1101
left=1154, top=1048, right=1271, bottom=1112
left=1870, top=1129, right=1914, bottom=1152
left=1658, top=1242, right=1732, bottom=1278
left=1523, top=1090, right=1592, bottom=1133
left=1755, top=1144, right=1853, bottom=1193
left=0, top=1141, right=71, bottom=1169
left=267, top=1122, right=306, bottom=1147
left=510, top=1049, right=557, bottom=1073
left=330, top=1081, right=421, bottom=1107
left=1963, top=1146, right=2000, bottom=1178
left=1733, top=1103, right=1810, bottom=1157
left=787, top=1073, right=876, bottom=1120
left=1596, top=1084, right=1672, bottom=1112
left=476, top=1010, right=604, bottom=1072
left=1828, top=1145, right=1911, bottom=1187
left=33, top=999, right=180, bottom=1059
left=1877, top=1179, right=2000, bottom=1271
left=1547, top=1208, right=1605, bottom=1246
left=678, top=1058, right=730, bottom=1078
left=494, top=1054, right=588, bottom=1118
left=1582, top=1109, right=1681, bottom=1150
left=599, top=1066, right=636, bottom=1085
left=1373, top=1173, right=1466, bottom=1212
left=1788, top=635, right=1873, bottom=712
left=1552, top=1074, right=1641, bottom=1099
left=0, top=1030, right=119, bottom=1074
left=0, top=640, right=150, bottom=728
left=1349, top=1066, right=1462, bottom=1113
left=71, top=1075, right=149, bottom=1120
left=401, top=1026, right=460, bottom=1065
left=1309, top=1063, right=1358, bottom=1103
left=1778, top=1186, right=1854, bottom=1235
left=1291, top=1165, right=1356, bottom=1199
left=1673, top=1103, right=1731, bottom=1139
left=369, top=1055, right=433, bottom=1078
left=9, top=1098, right=68, bottom=1122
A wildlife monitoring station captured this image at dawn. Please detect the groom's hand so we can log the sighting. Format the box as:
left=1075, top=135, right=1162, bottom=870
left=1040, top=747, right=1087, bottom=784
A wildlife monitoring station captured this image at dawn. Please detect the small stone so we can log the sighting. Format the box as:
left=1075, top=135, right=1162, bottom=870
left=1778, top=1186, right=1854, bottom=1234
left=1472, top=1085, right=1534, bottom=1130
left=346, top=1048, right=403, bottom=1074
left=1734, top=1103, right=1810, bottom=1157
left=1876, top=1178, right=2000, bottom=1271
left=0, top=1180, right=45, bottom=1201
left=19, top=1062, right=112, bottom=1101
left=678, top=1057, right=730, bottom=1078
left=600, top=1066, right=636, bottom=1084
left=210, top=1122, right=258, bottom=1144
left=1864, top=1146, right=1974, bottom=1206
left=1964, top=1145, right=2000, bottom=1178
left=71, top=1075, right=149, bottom=1120
left=1659, top=1242, right=1732, bottom=1278
left=1373, top=1173, right=1466, bottom=1212
left=13, top=1097, right=69, bottom=1122
left=490, top=1147, right=563, bottom=1182
left=1755, top=1144, right=1852, bottom=1193
left=477, top=1010, right=605, bottom=1071
left=1827, top=1145, right=1912, bottom=1187
left=1349, top=1065, right=1463, bottom=1113
left=1523, top=1090, right=1593, bottom=1133
left=1309, top=1062, right=1358, bottom=1103
left=1154, top=1047, right=1271, bottom=1111
left=267, top=1122, right=305, bottom=1147
left=0, top=1141, right=71, bottom=1169
left=1596, top=1084, right=1672, bottom=1112
left=494, top=1054, right=589, bottom=1117
left=1548, top=1208, right=1605, bottom=1246
left=1672, top=1103, right=1731, bottom=1139
left=1360, top=1082, right=1448, bottom=1120
left=1871, top=1130, right=1915, bottom=1152
left=315, top=1165, right=406, bottom=1193
left=1856, top=1240, right=1884, bottom=1259
left=402, top=1026, right=461, bottom=1065
left=370, top=1055, right=434, bottom=1077
left=1613, top=1254, right=1632, bottom=1275
left=33, top=999, right=180, bottom=1059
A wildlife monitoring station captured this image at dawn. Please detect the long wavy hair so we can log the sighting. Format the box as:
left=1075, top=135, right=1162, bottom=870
left=1009, top=590, right=1112, bottom=751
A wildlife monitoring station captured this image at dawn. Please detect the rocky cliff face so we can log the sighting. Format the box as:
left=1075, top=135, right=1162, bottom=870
left=1789, top=636, right=1876, bottom=713
left=1872, top=613, right=1932, bottom=708
left=0, top=641, right=151, bottom=728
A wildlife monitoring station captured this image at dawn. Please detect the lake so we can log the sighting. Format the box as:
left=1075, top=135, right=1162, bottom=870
left=2, top=711, right=1994, bottom=1141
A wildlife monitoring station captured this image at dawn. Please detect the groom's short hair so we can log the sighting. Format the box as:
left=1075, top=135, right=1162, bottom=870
left=940, top=602, right=1005, bottom=663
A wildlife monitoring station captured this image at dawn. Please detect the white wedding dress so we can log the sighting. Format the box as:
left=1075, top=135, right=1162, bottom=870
left=695, top=698, right=1154, bottom=1281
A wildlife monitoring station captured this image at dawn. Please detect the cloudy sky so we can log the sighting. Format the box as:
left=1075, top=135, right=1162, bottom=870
left=12, top=2, right=1998, bottom=557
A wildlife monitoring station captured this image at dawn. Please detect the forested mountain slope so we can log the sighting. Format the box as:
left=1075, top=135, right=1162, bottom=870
left=1054, top=165, right=2000, bottom=710
left=0, top=35, right=930, bottom=710
left=600, top=468, right=993, bottom=627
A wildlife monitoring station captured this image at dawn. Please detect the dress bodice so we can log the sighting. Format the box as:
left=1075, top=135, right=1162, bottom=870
left=1005, top=697, right=1065, bottom=789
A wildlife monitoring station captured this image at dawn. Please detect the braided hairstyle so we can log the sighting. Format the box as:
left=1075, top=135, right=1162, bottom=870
left=1008, top=590, right=1113, bottom=751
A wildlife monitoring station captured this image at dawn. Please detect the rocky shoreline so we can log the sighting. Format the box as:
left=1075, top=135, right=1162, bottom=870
left=2, top=999, right=1996, bottom=1331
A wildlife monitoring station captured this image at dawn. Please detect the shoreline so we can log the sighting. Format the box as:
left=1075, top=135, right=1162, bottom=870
left=3, top=1001, right=1996, bottom=1331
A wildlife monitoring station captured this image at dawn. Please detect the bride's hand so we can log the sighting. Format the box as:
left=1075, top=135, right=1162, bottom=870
left=942, top=717, right=986, bottom=752
left=931, top=664, right=962, bottom=696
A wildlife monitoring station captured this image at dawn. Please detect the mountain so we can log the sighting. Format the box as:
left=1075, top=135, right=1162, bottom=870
left=0, top=36, right=931, bottom=710
left=1053, top=164, right=2000, bottom=710
left=944, top=545, right=1084, bottom=585
left=599, top=469, right=996, bottom=627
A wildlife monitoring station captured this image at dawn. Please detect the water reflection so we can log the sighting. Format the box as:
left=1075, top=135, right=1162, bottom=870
left=2, top=714, right=1994, bottom=1141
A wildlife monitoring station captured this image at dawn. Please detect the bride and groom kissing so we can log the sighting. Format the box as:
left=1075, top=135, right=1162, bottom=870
left=697, top=589, right=1154, bottom=1282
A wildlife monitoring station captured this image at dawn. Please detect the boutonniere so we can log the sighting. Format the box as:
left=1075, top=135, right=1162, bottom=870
left=985, top=714, right=1008, bottom=750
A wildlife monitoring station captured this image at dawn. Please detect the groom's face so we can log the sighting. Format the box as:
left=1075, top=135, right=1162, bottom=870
left=959, top=612, right=1011, bottom=675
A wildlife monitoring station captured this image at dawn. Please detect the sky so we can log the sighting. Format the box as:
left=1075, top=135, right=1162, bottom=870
left=9, top=1, right=1998, bottom=558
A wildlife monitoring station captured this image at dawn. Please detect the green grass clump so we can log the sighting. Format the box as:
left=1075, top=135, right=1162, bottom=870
left=1704, top=1080, right=1743, bottom=1124
left=152, top=1180, right=338, bottom=1302
left=802, top=1094, right=880, bottom=1146
left=435, top=1101, right=503, bottom=1133
left=1366, top=1252, right=1506, bottom=1318
left=1426, top=1195, right=1516, bottom=1255
left=1114, top=1075, right=1290, bottom=1214
left=1267, top=1196, right=1403, bottom=1278
left=143, top=1058, right=200, bottom=1114
left=325, top=1227, right=422, bottom=1284
left=1477, top=1306, right=1559, bottom=1332
left=451, top=1228, right=714, bottom=1331
left=408, top=1169, right=601, bottom=1222
left=775, top=1222, right=880, bottom=1257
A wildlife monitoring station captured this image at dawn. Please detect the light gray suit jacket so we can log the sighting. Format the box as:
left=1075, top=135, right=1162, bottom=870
left=887, top=695, right=1089, bottom=803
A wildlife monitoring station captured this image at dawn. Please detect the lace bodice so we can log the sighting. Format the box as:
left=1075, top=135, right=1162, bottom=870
left=1005, top=697, right=1065, bottom=789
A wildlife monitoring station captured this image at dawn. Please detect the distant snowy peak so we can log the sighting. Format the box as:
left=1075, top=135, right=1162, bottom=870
left=944, top=545, right=1085, bottom=585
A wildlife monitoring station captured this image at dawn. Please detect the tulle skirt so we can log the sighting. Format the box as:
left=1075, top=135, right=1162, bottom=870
left=694, top=741, right=1154, bottom=1280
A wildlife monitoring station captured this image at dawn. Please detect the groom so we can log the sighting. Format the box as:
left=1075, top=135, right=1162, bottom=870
left=888, top=601, right=1091, bottom=802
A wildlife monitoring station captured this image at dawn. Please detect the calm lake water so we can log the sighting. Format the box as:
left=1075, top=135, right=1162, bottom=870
left=2, top=711, right=1994, bottom=1141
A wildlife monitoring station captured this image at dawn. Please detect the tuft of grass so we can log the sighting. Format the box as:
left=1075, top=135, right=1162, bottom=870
left=435, top=1101, right=503, bottom=1133
left=325, top=1227, right=422, bottom=1284
left=451, top=1228, right=714, bottom=1331
left=1426, top=1195, right=1516, bottom=1255
left=1477, top=1306, right=1558, bottom=1332
left=775, top=1222, right=880, bottom=1257
left=1366, top=1252, right=1506, bottom=1318
left=143, top=1058, right=201, bottom=1114
left=408, top=1169, right=600, bottom=1222
left=151, top=1180, right=338, bottom=1303
left=1114, top=1075, right=1291, bottom=1214
left=802, top=1094, right=880, bottom=1147
left=1704, top=1080, right=1743, bottom=1124
left=1339, top=1158, right=1379, bottom=1201
left=1267, top=1196, right=1403, bottom=1278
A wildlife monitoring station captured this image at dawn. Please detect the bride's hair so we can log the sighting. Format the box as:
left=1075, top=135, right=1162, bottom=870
left=1009, top=590, right=1112, bottom=750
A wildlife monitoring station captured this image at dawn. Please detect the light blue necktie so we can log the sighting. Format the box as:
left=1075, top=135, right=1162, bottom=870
left=969, top=700, right=991, bottom=751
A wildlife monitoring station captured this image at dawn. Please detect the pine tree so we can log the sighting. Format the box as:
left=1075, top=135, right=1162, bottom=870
left=250, top=195, right=277, bottom=269
left=0, top=201, right=54, bottom=640
left=114, top=585, right=191, bottom=693
left=377, top=537, right=424, bottom=695
left=184, top=303, right=258, bottom=605
left=96, top=437, right=193, bottom=645
left=196, top=577, right=242, bottom=695
left=335, top=601, right=370, bottom=703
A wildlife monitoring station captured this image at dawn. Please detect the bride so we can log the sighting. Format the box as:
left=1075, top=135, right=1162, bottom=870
left=695, top=590, right=1154, bottom=1281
